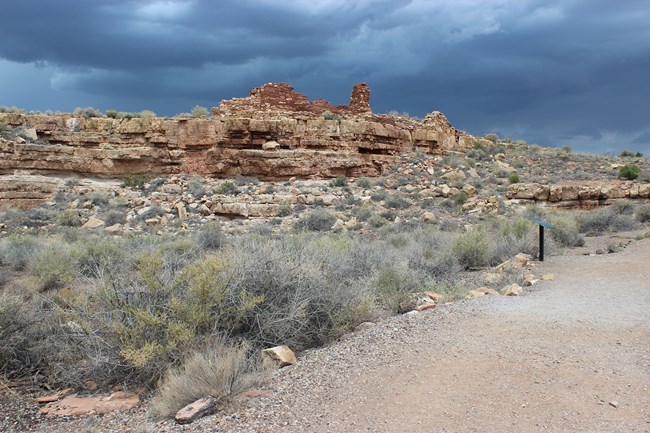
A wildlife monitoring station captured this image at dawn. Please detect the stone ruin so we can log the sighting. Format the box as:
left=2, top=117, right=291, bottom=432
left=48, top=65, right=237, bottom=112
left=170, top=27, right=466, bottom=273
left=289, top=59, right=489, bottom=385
left=212, top=82, right=371, bottom=118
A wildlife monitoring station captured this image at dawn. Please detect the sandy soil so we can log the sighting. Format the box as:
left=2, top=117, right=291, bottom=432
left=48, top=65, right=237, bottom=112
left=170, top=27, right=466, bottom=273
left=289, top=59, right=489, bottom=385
left=3, top=236, right=649, bottom=433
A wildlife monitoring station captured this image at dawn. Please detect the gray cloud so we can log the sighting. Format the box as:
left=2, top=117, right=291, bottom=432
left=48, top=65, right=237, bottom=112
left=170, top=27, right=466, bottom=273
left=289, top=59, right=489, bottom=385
left=1, top=0, right=649, bottom=153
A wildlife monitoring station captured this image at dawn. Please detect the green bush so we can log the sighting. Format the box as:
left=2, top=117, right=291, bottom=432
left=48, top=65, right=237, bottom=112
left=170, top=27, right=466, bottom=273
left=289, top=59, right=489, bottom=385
left=618, top=164, right=640, bottom=180
left=276, top=205, right=292, bottom=217
left=330, top=176, right=348, bottom=187
left=508, top=173, right=520, bottom=184
left=295, top=209, right=337, bottom=232
left=122, top=174, right=154, bottom=190
left=383, top=194, right=411, bottom=209
left=356, top=177, right=372, bottom=189
left=452, top=229, right=491, bottom=269
left=215, top=181, right=239, bottom=195
left=547, top=215, right=585, bottom=247
left=28, top=243, right=79, bottom=291
left=57, top=209, right=81, bottom=227
left=451, top=191, right=469, bottom=207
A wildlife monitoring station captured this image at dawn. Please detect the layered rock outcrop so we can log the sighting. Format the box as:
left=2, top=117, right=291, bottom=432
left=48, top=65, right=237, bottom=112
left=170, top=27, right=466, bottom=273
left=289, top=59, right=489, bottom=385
left=507, top=181, right=650, bottom=207
left=0, top=83, right=471, bottom=182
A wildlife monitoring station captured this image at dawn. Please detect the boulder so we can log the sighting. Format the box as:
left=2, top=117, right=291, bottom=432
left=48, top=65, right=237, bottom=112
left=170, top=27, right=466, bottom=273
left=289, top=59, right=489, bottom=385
left=82, top=216, right=105, bottom=229
left=501, top=283, right=523, bottom=296
left=175, top=396, right=218, bottom=424
left=261, top=345, right=297, bottom=369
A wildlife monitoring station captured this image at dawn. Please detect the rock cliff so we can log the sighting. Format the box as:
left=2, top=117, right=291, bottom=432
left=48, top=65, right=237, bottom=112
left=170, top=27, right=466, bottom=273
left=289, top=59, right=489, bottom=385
left=0, top=83, right=470, bottom=182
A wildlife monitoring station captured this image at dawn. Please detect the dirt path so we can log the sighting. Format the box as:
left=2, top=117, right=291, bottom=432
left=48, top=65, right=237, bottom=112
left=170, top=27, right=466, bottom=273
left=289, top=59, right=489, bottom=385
left=212, top=237, right=650, bottom=433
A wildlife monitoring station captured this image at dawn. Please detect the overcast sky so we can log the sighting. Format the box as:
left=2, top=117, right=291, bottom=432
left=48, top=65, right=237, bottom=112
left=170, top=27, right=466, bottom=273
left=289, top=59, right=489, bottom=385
left=1, top=0, right=649, bottom=154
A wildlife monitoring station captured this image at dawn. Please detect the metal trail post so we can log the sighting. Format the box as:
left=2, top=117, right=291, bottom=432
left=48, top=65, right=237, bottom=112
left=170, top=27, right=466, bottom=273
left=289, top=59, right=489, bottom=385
left=528, top=216, right=554, bottom=262
left=539, top=225, right=545, bottom=262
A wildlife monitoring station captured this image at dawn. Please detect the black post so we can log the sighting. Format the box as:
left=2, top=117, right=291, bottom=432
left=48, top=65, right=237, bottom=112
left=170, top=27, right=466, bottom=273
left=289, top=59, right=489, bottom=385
left=539, top=225, right=545, bottom=262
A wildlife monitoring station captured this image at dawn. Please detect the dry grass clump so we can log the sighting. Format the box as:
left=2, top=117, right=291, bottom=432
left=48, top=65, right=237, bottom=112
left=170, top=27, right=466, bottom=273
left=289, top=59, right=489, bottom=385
left=150, top=340, right=263, bottom=419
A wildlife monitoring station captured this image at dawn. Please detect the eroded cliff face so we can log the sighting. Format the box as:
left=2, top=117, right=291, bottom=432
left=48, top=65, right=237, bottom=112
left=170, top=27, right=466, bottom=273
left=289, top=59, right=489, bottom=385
left=0, top=83, right=471, bottom=181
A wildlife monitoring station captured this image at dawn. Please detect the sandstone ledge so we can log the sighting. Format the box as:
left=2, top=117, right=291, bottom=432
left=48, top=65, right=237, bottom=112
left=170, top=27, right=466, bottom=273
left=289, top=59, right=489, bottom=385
left=507, top=181, right=650, bottom=207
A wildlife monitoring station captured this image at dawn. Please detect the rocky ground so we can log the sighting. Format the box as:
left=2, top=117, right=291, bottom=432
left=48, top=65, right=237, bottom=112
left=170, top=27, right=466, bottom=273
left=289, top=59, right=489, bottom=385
left=2, top=232, right=648, bottom=433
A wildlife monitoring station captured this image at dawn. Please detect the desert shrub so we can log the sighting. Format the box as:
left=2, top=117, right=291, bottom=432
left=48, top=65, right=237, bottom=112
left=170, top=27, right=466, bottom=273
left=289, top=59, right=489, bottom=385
left=370, top=189, right=388, bottom=202
left=452, top=229, right=491, bottom=269
left=367, top=214, right=386, bottom=228
left=372, top=264, right=426, bottom=314
left=611, top=200, right=635, bottom=215
left=22, top=207, right=56, bottom=228
left=635, top=204, right=650, bottom=223
left=0, top=293, right=49, bottom=375
left=322, top=111, right=339, bottom=121
left=330, top=176, right=348, bottom=187
left=276, top=205, right=292, bottom=217
left=383, top=194, right=411, bottom=209
left=187, top=175, right=207, bottom=199
left=618, top=164, right=640, bottom=180
left=150, top=341, right=263, bottom=419
left=57, top=209, right=81, bottom=227
left=191, top=105, right=210, bottom=118
left=102, top=209, right=126, bottom=226
left=547, top=215, right=585, bottom=247
left=137, top=205, right=166, bottom=221
left=484, top=133, right=498, bottom=143
left=295, top=209, right=336, bottom=232
left=576, top=208, right=637, bottom=235
left=356, top=177, right=372, bottom=189
left=619, top=150, right=642, bottom=157
left=122, top=174, right=153, bottom=190
left=451, top=191, right=469, bottom=207
left=215, top=181, right=239, bottom=195
left=197, top=222, right=223, bottom=250
left=73, top=107, right=102, bottom=118
left=354, top=205, right=373, bottom=222
left=28, top=243, right=79, bottom=291
left=508, top=173, right=520, bottom=184
left=140, top=110, right=156, bottom=119
left=0, top=106, right=25, bottom=114
left=490, top=218, right=538, bottom=262
left=234, top=175, right=259, bottom=186
left=0, top=235, right=39, bottom=270
left=144, top=177, right=166, bottom=194
left=105, top=109, right=119, bottom=118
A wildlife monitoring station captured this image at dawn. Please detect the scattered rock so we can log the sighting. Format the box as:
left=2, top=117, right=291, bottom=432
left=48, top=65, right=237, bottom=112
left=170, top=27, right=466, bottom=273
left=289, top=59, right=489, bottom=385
left=261, top=345, right=297, bottom=369
left=415, top=303, right=436, bottom=312
left=355, top=322, right=376, bottom=332
left=82, top=216, right=105, bottom=229
left=424, top=291, right=444, bottom=303
left=608, top=400, right=618, bottom=408
left=38, top=391, right=139, bottom=416
left=105, top=223, right=123, bottom=234
left=262, top=140, right=281, bottom=150
left=33, top=388, right=72, bottom=404
left=175, top=396, right=218, bottom=424
left=501, top=283, right=523, bottom=296
left=542, top=274, right=555, bottom=281
left=421, top=211, right=436, bottom=222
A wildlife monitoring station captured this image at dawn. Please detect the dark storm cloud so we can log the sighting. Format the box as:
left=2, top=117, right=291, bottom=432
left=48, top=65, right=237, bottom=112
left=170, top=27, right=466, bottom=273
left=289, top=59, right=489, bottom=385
left=1, top=0, right=649, bottom=153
